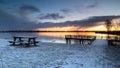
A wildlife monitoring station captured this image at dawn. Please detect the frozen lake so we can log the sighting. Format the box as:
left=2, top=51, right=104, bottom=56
left=0, top=39, right=120, bottom=68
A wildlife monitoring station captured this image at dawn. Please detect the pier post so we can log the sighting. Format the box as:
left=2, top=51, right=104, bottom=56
left=66, top=39, right=71, bottom=44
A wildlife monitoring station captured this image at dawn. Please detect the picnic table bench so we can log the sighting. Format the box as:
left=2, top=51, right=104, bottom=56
left=9, top=36, right=39, bottom=47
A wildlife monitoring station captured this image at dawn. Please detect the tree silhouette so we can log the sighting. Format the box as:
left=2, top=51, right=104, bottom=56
left=105, top=19, right=112, bottom=39
left=105, top=19, right=112, bottom=32
left=112, top=19, right=120, bottom=30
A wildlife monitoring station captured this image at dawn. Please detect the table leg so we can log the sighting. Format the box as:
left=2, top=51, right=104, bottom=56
left=28, top=38, right=37, bottom=46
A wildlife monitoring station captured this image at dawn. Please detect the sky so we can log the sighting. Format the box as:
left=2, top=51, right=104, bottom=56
left=0, top=0, right=120, bottom=31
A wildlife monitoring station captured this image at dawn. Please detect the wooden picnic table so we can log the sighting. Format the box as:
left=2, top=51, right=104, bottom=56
left=9, top=36, right=38, bottom=47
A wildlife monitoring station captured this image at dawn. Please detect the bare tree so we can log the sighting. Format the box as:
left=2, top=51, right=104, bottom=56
left=112, top=19, right=120, bottom=30
left=105, top=19, right=112, bottom=31
left=105, top=19, right=112, bottom=39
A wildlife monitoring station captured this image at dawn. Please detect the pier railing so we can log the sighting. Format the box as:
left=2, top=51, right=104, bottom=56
left=65, top=35, right=96, bottom=45
left=108, top=36, right=120, bottom=46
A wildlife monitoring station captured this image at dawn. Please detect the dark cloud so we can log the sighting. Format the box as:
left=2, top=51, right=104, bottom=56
left=87, top=2, right=99, bottom=8
left=0, top=0, right=6, bottom=4
left=0, top=10, right=37, bottom=30
left=18, top=5, right=40, bottom=17
left=0, top=9, right=120, bottom=30
left=37, top=15, right=120, bottom=28
left=39, top=13, right=64, bottom=20
left=60, top=9, right=72, bottom=14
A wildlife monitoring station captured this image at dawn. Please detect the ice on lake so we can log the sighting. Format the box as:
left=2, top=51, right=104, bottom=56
left=0, top=39, right=120, bottom=68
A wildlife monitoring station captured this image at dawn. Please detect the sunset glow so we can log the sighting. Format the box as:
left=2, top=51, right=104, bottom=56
left=36, top=25, right=107, bottom=31
left=36, top=26, right=83, bottom=31
left=85, top=25, right=107, bottom=31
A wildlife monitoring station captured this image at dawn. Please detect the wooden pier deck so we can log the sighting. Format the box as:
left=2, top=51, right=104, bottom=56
left=65, top=35, right=96, bottom=45
left=108, top=39, right=120, bottom=46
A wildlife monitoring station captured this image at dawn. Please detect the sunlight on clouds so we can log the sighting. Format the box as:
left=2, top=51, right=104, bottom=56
left=36, top=18, right=120, bottom=31
left=85, top=25, right=106, bottom=31
left=36, top=25, right=107, bottom=31
left=36, top=26, right=81, bottom=31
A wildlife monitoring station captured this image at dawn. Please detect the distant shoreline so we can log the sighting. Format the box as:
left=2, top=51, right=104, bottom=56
left=95, top=31, right=120, bottom=35
left=0, top=30, right=120, bottom=35
left=0, top=30, right=97, bottom=33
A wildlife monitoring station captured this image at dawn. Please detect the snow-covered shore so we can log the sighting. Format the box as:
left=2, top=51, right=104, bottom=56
left=0, top=39, right=120, bottom=68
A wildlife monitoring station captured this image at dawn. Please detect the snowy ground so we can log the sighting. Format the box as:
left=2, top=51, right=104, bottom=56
left=0, top=39, right=120, bottom=68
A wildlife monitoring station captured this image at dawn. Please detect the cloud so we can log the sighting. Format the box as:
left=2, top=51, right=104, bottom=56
left=18, top=5, right=40, bottom=17
left=86, top=2, right=99, bottom=9
left=60, top=8, right=72, bottom=14
left=0, top=9, right=120, bottom=30
left=0, top=10, right=37, bottom=30
left=39, top=13, right=64, bottom=20
left=0, top=0, right=6, bottom=4
left=36, top=15, right=120, bottom=28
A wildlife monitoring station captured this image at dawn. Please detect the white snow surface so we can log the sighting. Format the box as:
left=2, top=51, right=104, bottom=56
left=0, top=39, right=120, bottom=68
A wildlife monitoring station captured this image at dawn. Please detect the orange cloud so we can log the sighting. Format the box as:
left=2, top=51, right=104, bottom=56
left=36, top=25, right=107, bottom=31
left=36, top=26, right=83, bottom=31
left=85, top=25, right=106, bottom=31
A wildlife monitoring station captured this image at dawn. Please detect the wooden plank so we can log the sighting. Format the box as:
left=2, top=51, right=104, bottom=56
left=65, top=35, right=96, bottom=45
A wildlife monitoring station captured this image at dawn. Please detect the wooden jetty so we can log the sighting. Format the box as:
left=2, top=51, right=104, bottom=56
left=65, top=35, right=96, bottom=45
left=108, top=36, right=120, bottom=46
left=108, top=39, right=120, bottom=46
